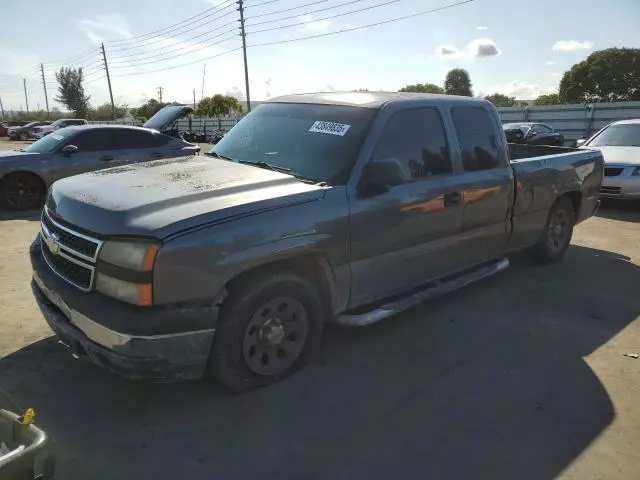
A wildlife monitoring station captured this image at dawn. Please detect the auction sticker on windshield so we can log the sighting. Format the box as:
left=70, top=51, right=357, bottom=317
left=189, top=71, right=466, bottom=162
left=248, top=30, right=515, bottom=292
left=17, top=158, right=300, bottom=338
left=309, top=121, right=351, bottom=136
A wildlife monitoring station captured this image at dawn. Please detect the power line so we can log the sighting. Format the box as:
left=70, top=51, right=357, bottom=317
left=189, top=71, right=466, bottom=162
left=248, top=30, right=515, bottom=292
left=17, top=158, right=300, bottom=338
left=246, top=0, right=328, bottom=20
left=111, top=46, right=243, bottom=77
left=249, top=0, right=475, bottom=46
left=107, top=9, right=238, bottom=54
left=246, top=0, right=287, bottom=8
left=108, top=25, right=239, bottom=64
left=248, top=0, right=399, bottom=34
left=246, top=0, right=374, bottom=27
left=109, top=33, right=238, bottom=69
left=106, top=0, right=236, bottom=46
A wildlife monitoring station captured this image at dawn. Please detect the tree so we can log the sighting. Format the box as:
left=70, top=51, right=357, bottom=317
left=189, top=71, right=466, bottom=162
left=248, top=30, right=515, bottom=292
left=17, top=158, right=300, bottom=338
left=484, top=93, right=517, bottom=107
left=196, top=94, right=243, bottom=117
left=131, top=99, right=165, bottom=121
left=444, top=69, right=473, bottom=96
left=54, top=67, right=90, bottom=117
left=399, top=83, right=444, bottom=94
left=559, top=48, right=640, bottom=103
left=90, top=102, right=128, bottom=121
left=533, top=93, right=560, bottom=106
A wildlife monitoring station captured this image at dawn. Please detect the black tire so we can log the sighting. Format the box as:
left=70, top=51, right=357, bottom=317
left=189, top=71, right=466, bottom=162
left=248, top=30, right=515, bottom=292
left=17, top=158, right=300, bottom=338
left=209, top=271, right=324, bottom=392
left=0, top=172, right=45, bottom=210
left=529, top=196, right=575, bottom=264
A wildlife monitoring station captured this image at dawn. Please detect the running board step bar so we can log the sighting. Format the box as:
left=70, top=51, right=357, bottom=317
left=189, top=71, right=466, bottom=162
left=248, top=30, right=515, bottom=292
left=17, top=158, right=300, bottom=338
left=336, top=257, right=510, bottom=327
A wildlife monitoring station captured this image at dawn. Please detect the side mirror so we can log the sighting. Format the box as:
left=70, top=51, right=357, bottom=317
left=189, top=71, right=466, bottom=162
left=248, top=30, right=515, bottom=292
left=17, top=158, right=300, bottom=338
left=575, top=139, right=587, bottom=148
left=358, top=158, right=406, bottom=197
left=61, top=144, right=78, bottom=156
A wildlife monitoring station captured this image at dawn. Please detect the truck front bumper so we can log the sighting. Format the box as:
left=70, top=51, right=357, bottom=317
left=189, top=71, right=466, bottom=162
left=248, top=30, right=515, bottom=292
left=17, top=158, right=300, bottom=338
left=30, top=237, right=218, bottom=382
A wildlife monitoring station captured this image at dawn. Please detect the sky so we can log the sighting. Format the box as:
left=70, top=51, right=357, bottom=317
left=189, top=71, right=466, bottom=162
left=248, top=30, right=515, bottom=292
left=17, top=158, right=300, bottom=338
left=0, top=0, right=639, bottom=111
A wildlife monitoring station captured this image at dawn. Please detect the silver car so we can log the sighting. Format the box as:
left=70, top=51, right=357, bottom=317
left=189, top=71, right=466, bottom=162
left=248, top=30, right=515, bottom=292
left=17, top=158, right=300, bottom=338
left=578, top=119, right=640, bottom=199
left=0, top=105, right=198, bottom=210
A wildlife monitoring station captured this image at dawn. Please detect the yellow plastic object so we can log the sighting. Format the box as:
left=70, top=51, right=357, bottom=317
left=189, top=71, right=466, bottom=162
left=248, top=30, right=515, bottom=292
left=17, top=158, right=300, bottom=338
left=20, top=409, right=35, bottom=426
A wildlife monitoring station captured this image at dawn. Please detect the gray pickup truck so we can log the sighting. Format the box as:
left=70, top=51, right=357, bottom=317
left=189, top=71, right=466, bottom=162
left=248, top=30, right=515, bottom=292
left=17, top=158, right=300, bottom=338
left=30, top=92, right=603, bottom=391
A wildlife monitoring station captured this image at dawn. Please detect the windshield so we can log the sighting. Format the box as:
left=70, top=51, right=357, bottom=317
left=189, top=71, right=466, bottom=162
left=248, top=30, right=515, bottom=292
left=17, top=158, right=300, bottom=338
left=50, top=120, right=64, bottom=128
left=210, top=103, right=377, bottom=184
left=587, top=124, right=640, bottom=147
left=22, top=122, right=39, bottom=128
left=23, top=129, right=72, bottom=153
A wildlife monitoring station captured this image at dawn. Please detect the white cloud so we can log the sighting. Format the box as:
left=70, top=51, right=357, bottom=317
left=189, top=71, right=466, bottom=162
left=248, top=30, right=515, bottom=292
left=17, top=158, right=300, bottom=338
left=552, top=40, right=594, bottom=52
left=435, top=38, right=500, bottom=59
left=76, top=14, right=132, bottom=45
left=476, top=26, right=488, bottom=30
left=484, top=80, right=556, bottom=100
left=299, top=14, right=331, bottom=32
left=546, top=61, right=555, bottom=65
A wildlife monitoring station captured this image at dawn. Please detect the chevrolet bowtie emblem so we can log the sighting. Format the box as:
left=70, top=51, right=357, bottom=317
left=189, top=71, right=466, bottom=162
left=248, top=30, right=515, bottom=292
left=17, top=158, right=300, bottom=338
left=45, top=233, right=60, bottom=255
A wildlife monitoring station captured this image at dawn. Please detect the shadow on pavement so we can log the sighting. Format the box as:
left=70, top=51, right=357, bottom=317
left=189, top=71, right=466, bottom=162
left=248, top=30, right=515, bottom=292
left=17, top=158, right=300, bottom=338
left=0, top=208, right=41, bottom=222
left=1, top=245, right=638, bottom=480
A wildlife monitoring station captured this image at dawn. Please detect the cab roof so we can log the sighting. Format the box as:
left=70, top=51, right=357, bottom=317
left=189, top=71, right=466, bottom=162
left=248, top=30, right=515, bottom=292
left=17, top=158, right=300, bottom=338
left=268, top=91, right=489, bottom=109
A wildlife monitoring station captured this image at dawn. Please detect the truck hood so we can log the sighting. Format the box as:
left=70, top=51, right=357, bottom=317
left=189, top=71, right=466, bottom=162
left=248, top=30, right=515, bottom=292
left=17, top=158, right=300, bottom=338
left=582, top=146, right=640, bottom=166
left=46, top=156, right=325, bottom=238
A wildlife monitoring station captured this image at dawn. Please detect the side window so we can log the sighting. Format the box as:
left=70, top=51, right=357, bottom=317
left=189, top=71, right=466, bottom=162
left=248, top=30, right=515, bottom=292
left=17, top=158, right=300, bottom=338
left=114, top=130, right=157, bottom=149
left=371, top=108, right=452, bottom=185
left=451, top=107, right=501, bottom=172
left=536, top=124, right=553, bottom=134
left=151, top=132, right=171, bottom=147
left=69, top=130, right=113, bottom=151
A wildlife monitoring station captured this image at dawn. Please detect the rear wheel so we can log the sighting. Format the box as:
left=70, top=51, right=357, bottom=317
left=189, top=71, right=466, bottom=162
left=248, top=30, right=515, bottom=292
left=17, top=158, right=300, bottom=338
left=529, top=196, right=575, bottom=263
left=0, top=172, right=45, bottom=210
left=209, top=271, right=324, bottom=392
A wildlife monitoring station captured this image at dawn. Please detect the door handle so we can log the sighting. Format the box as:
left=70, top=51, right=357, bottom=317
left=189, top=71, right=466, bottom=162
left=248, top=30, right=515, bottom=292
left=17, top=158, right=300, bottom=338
left=99, top=156, right=114, bottom=161
left=443, top=192, right=461, bottom=207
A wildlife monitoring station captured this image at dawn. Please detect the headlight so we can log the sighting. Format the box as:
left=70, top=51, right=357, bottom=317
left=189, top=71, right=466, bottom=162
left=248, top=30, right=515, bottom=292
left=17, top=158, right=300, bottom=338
left=96, top=240, right=160, bottom=305
left=99, top=240, right=159, bottom=271
left=632, top=167, right=640, bottom=177
left=95, top=273, right=153, bottom=306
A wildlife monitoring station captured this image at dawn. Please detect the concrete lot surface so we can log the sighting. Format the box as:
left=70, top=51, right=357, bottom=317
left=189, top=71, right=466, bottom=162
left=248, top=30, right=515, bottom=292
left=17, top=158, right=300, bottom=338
left=0, top=136, right=639, bottom=479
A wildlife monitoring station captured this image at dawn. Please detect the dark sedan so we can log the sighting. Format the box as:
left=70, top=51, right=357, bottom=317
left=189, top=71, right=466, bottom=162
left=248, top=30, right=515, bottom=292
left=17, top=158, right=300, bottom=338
left=7, top=121, right=52, bottom=140
left=503, top=122, right=564, bottom=146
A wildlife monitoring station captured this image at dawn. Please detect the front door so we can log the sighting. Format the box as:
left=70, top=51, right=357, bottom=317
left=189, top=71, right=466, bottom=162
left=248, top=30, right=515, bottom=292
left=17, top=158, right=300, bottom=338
left=51, top=129, right=119, bottom=181
left=349, top=107, right=465, bottom=307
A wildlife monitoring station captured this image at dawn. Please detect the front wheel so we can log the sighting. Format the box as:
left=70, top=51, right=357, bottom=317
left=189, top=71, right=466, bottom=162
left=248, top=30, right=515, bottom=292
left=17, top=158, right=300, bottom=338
left=209, top=271, right=324, bottom=392
left=0, top=172, right=45, bottom=210
left=529, top=196, right=575, bottom=263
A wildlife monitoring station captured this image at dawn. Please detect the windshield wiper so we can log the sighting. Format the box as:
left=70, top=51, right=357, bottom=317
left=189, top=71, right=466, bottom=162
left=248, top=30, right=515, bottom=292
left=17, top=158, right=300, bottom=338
left=239, top=160, right=292, bottom=175
left=205, top=151, right=235, bottom=161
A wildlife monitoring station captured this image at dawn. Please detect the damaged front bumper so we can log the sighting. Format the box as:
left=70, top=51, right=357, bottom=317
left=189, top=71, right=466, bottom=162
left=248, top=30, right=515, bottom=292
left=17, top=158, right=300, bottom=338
left=30, top=237, right=218, bottom=382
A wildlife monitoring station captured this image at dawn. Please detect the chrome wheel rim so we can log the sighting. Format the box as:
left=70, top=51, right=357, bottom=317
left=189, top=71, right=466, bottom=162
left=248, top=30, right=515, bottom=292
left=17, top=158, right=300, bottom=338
left=242, top=296, right=309, bottom=376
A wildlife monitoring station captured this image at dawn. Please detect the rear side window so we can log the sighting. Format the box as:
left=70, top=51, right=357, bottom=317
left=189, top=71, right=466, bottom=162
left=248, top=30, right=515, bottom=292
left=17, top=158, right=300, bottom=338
left=371, top=108, right=452, bottom=184
left=114, top=129, right=159, bottom=149
left=70, top=130, right=113, bottom=151
left=451, top=107, right=502, bottom=171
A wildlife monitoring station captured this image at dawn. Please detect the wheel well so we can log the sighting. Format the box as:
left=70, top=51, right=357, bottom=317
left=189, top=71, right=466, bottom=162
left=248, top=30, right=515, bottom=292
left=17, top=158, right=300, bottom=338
left=560, top=191, right=582, bottom=217
left=226, top=254, right=335, bottom=317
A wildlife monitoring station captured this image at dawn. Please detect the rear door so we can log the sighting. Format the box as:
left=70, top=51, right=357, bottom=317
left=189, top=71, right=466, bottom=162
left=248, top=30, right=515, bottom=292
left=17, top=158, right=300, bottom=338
left=112, top=129, right=171, bottom=164
left=349, top=107, right=466, bottom=306
left=51, top=129, right=116, bottom=181
left=449, top=105, right=513, bottom=267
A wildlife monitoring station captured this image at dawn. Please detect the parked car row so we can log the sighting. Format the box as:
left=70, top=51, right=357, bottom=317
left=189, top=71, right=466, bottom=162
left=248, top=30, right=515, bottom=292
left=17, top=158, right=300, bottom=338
left=34, top=119, right=88, bottom=139
left=0, top=105, right=198, bottom=209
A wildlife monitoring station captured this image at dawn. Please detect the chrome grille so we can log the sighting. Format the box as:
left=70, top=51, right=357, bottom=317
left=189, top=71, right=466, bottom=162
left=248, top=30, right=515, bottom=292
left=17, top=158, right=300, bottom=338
left=600, top=186, right=622, bottom=195
left=40, top=208, right=102, bottom=291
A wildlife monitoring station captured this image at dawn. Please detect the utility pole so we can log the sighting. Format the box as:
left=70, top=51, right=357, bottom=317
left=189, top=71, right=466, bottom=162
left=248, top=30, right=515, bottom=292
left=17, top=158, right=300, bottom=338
left=40, top=63, right=50, bottom=119
left=157, top=86, right=164, bottom=103
left=0, top=96, right=5, bottom=119
left=23, top=78, right=29, bottom=116
left=193, top=88, right=196, bottom=109
left=238, top=0, right=251, bottom=112
left=101, top=42, right=116, bottom=119
left=201, top=64, right=206, bottom=101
